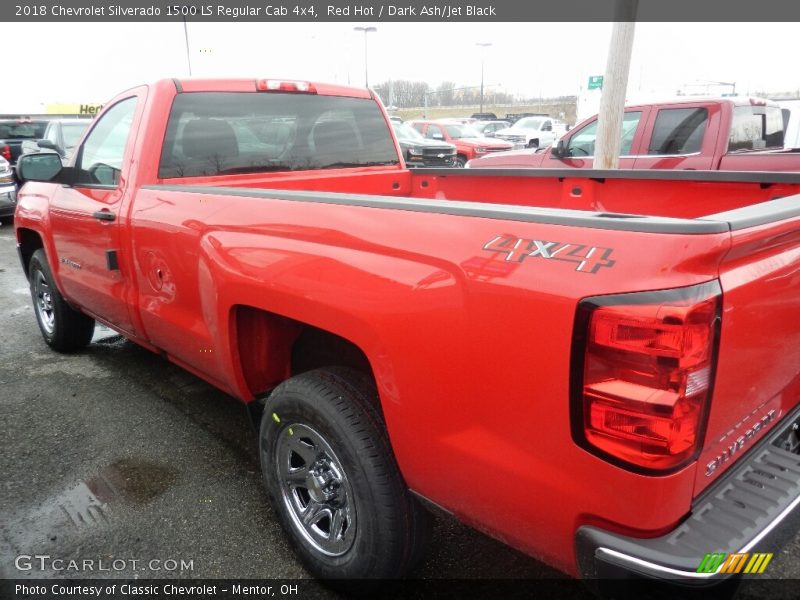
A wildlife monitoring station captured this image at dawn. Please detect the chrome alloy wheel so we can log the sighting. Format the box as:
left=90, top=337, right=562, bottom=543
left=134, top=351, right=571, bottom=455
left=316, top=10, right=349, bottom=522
left=276, top=423, right=356, bottom=556
left=33, top=269, right=56, bottom=335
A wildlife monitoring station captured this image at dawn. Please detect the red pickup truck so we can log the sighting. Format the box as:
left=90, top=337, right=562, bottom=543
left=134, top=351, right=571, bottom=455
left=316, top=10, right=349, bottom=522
left=469, top=96, right=800, bottom=171
left=13, top=79, right=800, bottom=592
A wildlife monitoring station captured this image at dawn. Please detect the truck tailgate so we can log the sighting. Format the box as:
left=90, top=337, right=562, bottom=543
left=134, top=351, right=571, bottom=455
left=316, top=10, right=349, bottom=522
left=696, top=210, right=800, bottom=495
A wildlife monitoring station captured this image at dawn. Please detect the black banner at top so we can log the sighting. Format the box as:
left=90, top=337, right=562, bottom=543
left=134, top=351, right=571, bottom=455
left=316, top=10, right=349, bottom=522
left=3, top=0, right=800, bottom=22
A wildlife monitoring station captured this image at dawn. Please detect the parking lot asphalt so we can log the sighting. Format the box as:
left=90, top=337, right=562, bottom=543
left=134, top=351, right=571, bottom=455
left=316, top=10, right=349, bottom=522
left=0, top=221, right=798, bottom=599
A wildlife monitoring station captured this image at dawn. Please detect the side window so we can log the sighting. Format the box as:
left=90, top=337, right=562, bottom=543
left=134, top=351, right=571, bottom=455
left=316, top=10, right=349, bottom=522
left=77, top=97, right=137, bottom=186
left=566, top=120, right=598, bottom=156
left=543, top=120, right=552, bottom=132
left=648, top=107, right=708, bottom=155
left=426, top=125, right=444, bottom=140
left=565, top=112, right=642, bottom=157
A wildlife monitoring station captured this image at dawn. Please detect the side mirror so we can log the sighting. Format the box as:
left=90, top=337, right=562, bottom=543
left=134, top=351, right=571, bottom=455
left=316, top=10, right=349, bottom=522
left=16, top=152, right=63, bottom=185
left=36, top=139, right=58, bottom=151
left=551, top=139, right=567, bottom=158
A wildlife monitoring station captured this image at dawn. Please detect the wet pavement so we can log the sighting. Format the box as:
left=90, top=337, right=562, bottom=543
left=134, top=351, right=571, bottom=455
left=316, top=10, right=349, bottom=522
left=1, top=222, right=799, bottom=597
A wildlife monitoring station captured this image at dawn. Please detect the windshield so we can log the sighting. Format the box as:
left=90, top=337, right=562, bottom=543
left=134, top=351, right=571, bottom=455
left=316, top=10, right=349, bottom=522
left=444, top=124, right=481, bottom=139
left=514, top=118, right=544, bottom=130
left=393, top=122, right=426, bottom=142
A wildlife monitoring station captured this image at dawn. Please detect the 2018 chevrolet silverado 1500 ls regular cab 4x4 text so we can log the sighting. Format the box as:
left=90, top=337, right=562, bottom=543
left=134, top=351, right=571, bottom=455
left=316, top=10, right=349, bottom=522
left=13, top=78, right=800, bottom=592
left=469, top=96, right=800, bottom=172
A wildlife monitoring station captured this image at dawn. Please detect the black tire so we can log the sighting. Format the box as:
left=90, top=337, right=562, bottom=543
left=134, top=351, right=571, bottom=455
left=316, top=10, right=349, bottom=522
left=259, top=367, right=431, bottom=584
left=527, top=139, right=539, bottom=149
left=454, top=156, right=467, bottom=168
left=28, top=249, right=95, bottom=352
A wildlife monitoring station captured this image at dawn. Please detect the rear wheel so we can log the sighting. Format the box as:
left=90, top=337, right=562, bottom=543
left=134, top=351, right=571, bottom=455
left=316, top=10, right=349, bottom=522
left=29, top=249, right=95, bottom=352
left=259, top=367, right=431, bottom=584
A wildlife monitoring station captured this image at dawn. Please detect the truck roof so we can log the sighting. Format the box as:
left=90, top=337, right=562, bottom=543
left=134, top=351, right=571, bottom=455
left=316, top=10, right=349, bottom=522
left=169, top=78, right=373, bottom=99
left=624, top=95, right=779, bottom=109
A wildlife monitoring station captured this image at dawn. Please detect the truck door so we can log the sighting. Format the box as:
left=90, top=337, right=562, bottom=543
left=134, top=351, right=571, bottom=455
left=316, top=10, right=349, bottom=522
left=633, top=103, right=718, bottom=169
left=546, top=110, right=644, bottom=168
left=48, top=95, right=142, bottom=335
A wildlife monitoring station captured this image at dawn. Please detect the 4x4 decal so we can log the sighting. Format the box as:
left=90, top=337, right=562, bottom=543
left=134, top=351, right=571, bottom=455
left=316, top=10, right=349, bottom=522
left=482, top=235, right=616, bottom=274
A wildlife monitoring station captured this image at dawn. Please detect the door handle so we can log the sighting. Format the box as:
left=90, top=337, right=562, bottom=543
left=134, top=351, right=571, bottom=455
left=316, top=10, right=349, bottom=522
left=93, top=210, right=116, bottom=222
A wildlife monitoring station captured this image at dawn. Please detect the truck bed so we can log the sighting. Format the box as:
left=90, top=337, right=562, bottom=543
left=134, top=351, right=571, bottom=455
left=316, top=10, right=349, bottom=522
left=155, top=167, right=800, bottom=225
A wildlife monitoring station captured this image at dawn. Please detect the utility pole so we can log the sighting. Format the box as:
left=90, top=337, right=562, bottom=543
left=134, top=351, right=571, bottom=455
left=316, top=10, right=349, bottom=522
left=182, top=16, right=193, bottom=76
left=476, top=42, right=492, bottom=113
left=354, top=26, right=377, bottom=88
left=594, top=1, right=638, bottom=169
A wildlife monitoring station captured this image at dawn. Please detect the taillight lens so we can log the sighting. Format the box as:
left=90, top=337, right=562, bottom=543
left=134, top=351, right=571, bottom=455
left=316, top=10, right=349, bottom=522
left=572, top=281, right=721, bottom=473
left=256, top=79, right=317, bottom=94
left=1, top=144, right=10, bottom=161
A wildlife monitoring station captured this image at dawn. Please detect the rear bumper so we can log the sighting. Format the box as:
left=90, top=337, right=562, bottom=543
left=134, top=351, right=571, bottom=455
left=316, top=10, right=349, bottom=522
left=576, top=402, right=800, bottom=584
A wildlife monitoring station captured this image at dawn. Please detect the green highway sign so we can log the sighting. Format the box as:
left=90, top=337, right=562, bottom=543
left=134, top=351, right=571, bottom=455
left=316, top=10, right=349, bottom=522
left=588, top=76, right=604, bottom=90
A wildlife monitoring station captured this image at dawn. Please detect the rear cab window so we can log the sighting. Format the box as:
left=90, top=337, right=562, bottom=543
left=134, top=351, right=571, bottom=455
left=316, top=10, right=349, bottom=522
left=0, top=120, right=48, bottom=139
left=728, top=105, right=784, bottom=151
left=425, top=125, right=445, bottom=140
left=158, top=92, right=399, bottom=178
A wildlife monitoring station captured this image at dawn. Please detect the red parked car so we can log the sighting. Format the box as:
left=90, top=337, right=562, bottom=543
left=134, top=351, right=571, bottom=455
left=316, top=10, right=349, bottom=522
left=409, top=119, right=512, bottom=166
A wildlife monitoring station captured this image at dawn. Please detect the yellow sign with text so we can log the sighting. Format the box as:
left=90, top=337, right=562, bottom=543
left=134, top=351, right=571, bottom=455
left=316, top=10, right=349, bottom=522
left=46, top=103, right=103, bottom=116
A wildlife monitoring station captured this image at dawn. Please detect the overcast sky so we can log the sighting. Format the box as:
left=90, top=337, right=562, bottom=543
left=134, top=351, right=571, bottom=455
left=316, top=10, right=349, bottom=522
left=4, top=21, right=799, bottom=111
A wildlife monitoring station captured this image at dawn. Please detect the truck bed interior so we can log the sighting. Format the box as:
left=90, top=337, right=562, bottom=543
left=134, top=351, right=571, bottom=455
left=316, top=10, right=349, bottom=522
left=161, top=168, right=800, bottom=222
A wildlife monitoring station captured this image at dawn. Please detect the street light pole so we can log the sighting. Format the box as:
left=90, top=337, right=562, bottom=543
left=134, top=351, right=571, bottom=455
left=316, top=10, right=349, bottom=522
left=354, top=26, right=377, bottom=88
left=476, top=42, right=492, bottom=113
left=182, top=16, right=193, bottom=76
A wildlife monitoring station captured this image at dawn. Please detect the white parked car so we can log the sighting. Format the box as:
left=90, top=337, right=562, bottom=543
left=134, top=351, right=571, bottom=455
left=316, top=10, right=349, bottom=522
left=493, top=116, right=564, bottom=149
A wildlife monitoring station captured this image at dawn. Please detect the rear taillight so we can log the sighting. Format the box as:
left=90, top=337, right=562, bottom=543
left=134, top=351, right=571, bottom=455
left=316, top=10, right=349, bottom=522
left=572, top=281, right=721, bottom=473
left=1, top=144, right=10, bottom=161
